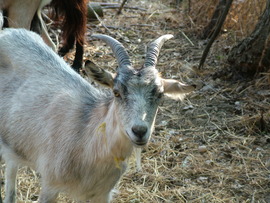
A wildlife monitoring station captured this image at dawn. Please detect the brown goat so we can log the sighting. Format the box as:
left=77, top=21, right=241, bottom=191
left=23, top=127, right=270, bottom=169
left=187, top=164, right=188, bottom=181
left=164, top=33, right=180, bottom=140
left=50, top=0, right=87, bottom=70
left=1, top=0, right=87, bottom=72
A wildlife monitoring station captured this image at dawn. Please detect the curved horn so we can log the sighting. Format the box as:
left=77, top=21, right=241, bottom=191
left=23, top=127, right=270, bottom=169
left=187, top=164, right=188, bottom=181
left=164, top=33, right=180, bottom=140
left=92, top=34, right=132, bottom=67
left=144, top=34, right=174, bottom=68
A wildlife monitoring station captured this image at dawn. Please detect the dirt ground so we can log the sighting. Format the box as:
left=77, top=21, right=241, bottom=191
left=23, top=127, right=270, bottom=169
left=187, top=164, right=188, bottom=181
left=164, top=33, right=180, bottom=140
left=2, top=0, right=270, bottom=202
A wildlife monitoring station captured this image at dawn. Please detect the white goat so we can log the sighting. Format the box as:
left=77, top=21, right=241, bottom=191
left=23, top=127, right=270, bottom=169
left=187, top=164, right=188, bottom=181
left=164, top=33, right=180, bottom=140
left=0, top=28, right=195, bottom=203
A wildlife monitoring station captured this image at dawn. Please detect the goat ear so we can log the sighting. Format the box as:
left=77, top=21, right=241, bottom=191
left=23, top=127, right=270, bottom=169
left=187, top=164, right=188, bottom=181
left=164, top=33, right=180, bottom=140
left=84, top=60, right=115, bottom=88
left=162, top=78, right=196, bottom=100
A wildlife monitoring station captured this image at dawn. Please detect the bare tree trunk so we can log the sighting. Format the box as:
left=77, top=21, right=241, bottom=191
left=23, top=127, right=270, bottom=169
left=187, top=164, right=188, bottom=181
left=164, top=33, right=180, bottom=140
left=201, top=0, right=227, bottom=39
left=227, top=0, right=270, bottom=76
left=117, top=0, right=128, bottom=15
left=199, top=0, right=233, bottom=69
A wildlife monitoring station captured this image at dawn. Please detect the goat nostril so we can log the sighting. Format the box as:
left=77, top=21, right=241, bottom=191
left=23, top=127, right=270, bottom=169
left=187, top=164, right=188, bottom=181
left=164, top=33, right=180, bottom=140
left=132, top=125, right=148, bottom=138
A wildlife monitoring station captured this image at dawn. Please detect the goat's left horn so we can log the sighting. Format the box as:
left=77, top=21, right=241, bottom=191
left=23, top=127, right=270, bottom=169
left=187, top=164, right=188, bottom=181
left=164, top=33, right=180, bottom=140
left=92, top=34, right=132, bottom=68
left=144, top=34, right=174, bottom=68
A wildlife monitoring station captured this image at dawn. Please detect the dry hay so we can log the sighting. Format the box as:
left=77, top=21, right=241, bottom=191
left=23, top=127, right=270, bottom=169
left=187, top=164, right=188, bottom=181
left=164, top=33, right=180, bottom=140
left=1, top=0, right=270, bottom=202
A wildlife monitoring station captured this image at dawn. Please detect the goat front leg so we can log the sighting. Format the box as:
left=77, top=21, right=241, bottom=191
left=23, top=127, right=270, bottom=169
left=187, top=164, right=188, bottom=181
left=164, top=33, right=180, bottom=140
left=4, top=161, right=18, bottom=203
left=58, top=35, right=83, bottom=73
left=72, top=41, right=84, bottom=72
left=134, top=148, right=142, bottom=171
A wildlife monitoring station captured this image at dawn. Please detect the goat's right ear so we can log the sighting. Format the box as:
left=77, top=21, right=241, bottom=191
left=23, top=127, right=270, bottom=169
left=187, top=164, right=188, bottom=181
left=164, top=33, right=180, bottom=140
left=84, top=60, right=115, bottom=88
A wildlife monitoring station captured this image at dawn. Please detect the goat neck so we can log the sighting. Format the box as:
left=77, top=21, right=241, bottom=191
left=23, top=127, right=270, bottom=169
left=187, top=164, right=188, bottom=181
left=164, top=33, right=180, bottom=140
left=85, top=98, right=133, bottom=162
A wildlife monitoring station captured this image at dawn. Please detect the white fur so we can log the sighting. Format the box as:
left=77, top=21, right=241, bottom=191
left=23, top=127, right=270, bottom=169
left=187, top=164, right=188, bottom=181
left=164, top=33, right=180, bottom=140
left=0, top=28, right=195, bottom=203
left=0, top=29, right=132, bottom=203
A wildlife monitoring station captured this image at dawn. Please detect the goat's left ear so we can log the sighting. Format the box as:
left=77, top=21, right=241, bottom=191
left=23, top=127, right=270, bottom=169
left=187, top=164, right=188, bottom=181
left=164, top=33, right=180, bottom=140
left=84, top=60, right=115, bottom=88
left=162, top=78, right=196, bottom=100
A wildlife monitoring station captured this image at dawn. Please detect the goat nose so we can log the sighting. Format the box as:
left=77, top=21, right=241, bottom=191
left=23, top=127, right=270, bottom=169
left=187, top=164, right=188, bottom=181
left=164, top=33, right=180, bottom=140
left=132, top=125, right=148, bottom=138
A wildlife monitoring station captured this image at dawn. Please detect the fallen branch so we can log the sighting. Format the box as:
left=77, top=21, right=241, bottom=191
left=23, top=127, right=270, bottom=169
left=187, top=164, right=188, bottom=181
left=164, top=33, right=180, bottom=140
left=103, top=5, right=147, bottom=11
left=88, top=3, right=115, bottom=36
left=130, top=24, right=157, bottom=27
left=180, top=30, right=194, bottom=46
left=94, top=2, right=147, bottom=11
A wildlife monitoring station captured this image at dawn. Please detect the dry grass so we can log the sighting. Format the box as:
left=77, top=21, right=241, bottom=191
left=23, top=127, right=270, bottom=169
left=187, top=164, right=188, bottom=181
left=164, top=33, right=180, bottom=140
left=1, top=0, right=270, bottom=202
left=187, top=0, right=266, bottom=38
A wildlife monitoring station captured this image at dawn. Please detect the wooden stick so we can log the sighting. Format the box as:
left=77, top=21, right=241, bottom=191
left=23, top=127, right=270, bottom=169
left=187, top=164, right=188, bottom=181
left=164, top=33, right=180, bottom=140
left=180, top=30, right=194, bottom=46
left=103, top=5, right=146, bottom=11
left=88, top=3, right=115, bottom=36
left=92, top=2, right=146, bottom=11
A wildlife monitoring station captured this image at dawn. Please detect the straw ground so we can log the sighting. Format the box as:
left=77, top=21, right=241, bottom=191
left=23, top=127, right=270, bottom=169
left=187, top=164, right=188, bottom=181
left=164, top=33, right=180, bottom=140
left=1, top=0, right=269, bottom=202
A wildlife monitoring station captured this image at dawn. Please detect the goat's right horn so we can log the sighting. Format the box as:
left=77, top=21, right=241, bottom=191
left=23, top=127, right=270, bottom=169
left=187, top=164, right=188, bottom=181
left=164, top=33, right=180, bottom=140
left=92, top=34, right=132, bottom=68
left=144, top=34, right=174, bottom=68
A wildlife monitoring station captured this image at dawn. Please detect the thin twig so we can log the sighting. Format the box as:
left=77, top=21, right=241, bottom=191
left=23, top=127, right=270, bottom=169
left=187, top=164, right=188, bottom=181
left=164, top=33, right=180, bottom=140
left=130, top=24, right=157, bottom=27
left=103, top=5, right=146, bottom=11
left=88, top=3, right=115, bottom=36
left=180, top=30, right=194, bottom=46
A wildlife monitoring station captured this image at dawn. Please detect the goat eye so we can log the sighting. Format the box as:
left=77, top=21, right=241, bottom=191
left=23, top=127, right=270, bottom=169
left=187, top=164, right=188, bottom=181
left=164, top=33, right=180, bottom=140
left=113, top=90, right=121, bottom=98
